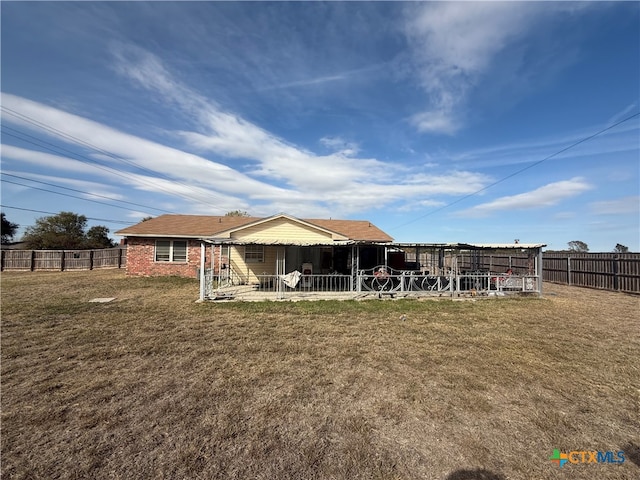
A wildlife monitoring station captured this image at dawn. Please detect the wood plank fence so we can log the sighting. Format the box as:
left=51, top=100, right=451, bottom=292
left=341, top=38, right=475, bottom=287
left=459, top=251, right=640, bottom=294
left=1, top=247, right=126, bottom=272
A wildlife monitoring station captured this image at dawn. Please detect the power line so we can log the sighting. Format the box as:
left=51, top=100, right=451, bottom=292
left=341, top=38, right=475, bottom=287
left=0, top=106, right=231, bottom=215
left=0, top=205, right=136, bottom=225
left=390, top=111, right=640, bottom=231
left=1, top=126, right=190, bottom=200
left=1, top=124, right=228, bottom=211
left=1, top=177, right=159, bottom=214
left=1, top=172, right=174, bottom=214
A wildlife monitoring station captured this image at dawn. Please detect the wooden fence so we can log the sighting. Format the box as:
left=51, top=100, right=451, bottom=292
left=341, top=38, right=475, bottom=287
left=1, top=247, right=127, bottom=272
left=460, top=251, right=640, bottom=294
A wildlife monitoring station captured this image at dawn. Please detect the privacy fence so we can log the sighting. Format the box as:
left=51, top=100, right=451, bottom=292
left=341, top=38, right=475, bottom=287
left=458, top=251, right=640, bottom=294
left=1, top=247, right=126, bottom=272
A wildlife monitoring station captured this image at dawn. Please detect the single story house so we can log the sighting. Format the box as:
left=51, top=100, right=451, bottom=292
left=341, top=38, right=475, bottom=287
left=116, top=214, right=546, bottom=300
left=115, top=213, right=393, bottom=280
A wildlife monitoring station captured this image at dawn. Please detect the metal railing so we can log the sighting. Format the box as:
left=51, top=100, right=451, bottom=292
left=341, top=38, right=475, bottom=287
left=203, top=265, right=541, bottom=300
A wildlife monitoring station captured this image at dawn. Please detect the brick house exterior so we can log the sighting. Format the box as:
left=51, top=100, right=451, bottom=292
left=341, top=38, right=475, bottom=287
left=116, top=214, right=393, bottom=279
left=124, top=238, right=214, bottom=277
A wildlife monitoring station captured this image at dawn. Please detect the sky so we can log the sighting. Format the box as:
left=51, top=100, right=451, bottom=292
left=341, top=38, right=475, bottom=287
left=1, top=1, right=639, bottom=252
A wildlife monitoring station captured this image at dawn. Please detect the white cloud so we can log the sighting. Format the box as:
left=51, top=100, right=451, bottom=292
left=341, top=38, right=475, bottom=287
left=433, top=118, right=640, bottom=170
left=404, top=2, right=535, bottom=134
left=106, top=46, right=495, bottom=210
left=403, top=2, right=596, bottom=134
left=1, top=168, right=126, bottom=201
left=319, top=136, right=360, bottom=157
left=590, top=196, right=640, bottom=215
left=2, top=42, right=508, bottom=218
left=0, top=92, right=291, bottom=202
left=457, top=177, right=592, bottom=217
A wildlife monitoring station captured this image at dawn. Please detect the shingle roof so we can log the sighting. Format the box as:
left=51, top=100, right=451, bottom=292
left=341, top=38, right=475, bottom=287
left=115, top=214, right=393, bottom=242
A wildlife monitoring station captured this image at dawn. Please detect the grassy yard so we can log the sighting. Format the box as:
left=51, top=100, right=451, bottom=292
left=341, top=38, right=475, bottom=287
left=1, top=270, right=638, bottom=479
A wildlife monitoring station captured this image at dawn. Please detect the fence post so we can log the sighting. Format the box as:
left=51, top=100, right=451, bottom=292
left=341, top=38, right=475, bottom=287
left=118, top=248, right=123, bottom=269
left=89, top=250, right=94, bottom=270
left=613, top=255, right=619, bottom=291
left=60, top=250, right=65, bottom=271
left=30, top=250, right=36, bottom=271
left=0, top=250, right=4, bottom=271
left=567, top=256, right=571, bottom=286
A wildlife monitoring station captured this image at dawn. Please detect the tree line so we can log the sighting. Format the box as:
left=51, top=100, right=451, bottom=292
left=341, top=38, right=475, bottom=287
left=1, top=212, right=116, bottom=249
left=545, top=240, right=630, bottom=254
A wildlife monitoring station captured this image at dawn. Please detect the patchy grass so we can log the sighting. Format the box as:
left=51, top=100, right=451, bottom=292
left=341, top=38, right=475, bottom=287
left=1, top=270, right=638, bottom=479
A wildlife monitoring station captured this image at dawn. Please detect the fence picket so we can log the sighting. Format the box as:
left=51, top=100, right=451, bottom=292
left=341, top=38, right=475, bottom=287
left=1, top=247, right=127, bottom=272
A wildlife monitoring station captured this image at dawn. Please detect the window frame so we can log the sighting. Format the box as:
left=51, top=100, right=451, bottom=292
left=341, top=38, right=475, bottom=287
left=155, top=239, right=188, bottom=263
left=244, top=244, right=264, bottom=263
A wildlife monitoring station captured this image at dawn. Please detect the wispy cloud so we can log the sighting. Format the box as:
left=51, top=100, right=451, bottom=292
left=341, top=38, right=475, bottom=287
left=1, top=88, right=492, bottom=218
left=105, top=45, right=493, bottom=213
left=590, top=196, right=640, bottom=215
left=404, top=2, right=534, bottom=134
left=432, top=118, right=640, bottom=170
left=403, top=2, right=596, bottom=135
left=256, top=62, right=387, bottom=92
left=456, top=177, right=592, bottom=217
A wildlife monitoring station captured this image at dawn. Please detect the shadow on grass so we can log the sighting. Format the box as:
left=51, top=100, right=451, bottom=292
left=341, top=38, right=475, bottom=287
left=445, top=469, right=506, bottom=480
left=622, top=442, right=640, bottom=467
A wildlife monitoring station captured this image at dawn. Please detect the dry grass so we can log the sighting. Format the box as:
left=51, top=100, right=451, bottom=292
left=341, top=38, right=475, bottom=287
left=1, top=270, right=638, bottom=479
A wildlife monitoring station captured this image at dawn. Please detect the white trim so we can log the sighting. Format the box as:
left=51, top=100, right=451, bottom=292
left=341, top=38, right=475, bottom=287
left=210, top=213, right=350, bottom=241
left=155, top=239, right=188, bottom=263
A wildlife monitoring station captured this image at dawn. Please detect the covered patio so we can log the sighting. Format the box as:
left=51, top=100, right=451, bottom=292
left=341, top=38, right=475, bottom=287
left=199, top=241, right=546, bottom=301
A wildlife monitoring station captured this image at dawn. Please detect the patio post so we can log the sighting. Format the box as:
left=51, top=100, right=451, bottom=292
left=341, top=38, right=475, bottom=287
left=199, top=241, right=206, bottom=301
left=537, top=247, right=543, bottom=296
left=355, top=246, right=361, bottom=292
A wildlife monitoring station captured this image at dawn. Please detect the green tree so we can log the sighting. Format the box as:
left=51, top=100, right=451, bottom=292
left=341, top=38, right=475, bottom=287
left=86, top=226, right=115, bottom=249
left=567, top=240, right=589, bottom=253
left=1, top=213, right=19, bottom=244
left=22, top=211, right=114, bottom=249
left=613, top=243, right=629, bottom=253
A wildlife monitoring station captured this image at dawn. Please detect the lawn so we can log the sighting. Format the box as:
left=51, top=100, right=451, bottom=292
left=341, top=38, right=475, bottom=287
left=1, top=270, right=638, bottom=479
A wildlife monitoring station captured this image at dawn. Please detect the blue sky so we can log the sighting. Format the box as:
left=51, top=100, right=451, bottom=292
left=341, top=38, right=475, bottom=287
left=1, top=1, right=639, bottom=252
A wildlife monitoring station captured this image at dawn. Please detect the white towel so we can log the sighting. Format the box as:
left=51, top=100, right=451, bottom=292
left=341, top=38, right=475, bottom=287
left=281, top=270, right=302, bottom=288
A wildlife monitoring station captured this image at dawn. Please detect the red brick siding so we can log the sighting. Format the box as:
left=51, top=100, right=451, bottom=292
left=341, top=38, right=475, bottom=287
left=125, top=238, right=215, bottom=278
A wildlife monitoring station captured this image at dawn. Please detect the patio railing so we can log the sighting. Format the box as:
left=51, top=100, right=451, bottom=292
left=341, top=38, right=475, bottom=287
left=203, top=265, right=541, bottom=300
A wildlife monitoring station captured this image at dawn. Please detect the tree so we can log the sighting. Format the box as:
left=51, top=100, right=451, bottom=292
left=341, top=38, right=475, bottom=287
left=86, top=226, right=115, bottom=249
left=613, top=243, right=629, bottom=253
left=1, top=213, right=19, bottom=244
left=225, top=210, right=250, bottom=217
left=567, top=240, right=589, bottom=253
left=22, top=211, right=114, bottom=249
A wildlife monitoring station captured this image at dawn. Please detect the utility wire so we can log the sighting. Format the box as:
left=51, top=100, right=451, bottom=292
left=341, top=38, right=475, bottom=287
left=0, top=111, right=230, bottom=212
left=1, top=126, right=199, bottom=205
left=1, top=126, right=227, bottom=214
left=1, top=178, right=160, bottom=214
left=390, top=111, right=640, bottom=231
left=0, top=205, right=135, bottom=225
left=1, top=172, right=174, bottom=214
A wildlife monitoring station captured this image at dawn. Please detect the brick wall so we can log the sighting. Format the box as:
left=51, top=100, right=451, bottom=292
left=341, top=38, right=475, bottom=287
left=126, top=238, right=216, bottom=278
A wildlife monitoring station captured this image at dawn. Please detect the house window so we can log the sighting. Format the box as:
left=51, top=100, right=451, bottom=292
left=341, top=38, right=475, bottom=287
left=155, top=240, right=188, bottom=262
left=244, top=245, right=264, bottom=263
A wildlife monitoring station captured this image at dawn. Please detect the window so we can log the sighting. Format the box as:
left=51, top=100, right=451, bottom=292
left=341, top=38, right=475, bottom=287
left=155, top=240, right=187, bottom=262
left=244, top=245, right=264, bottom=263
